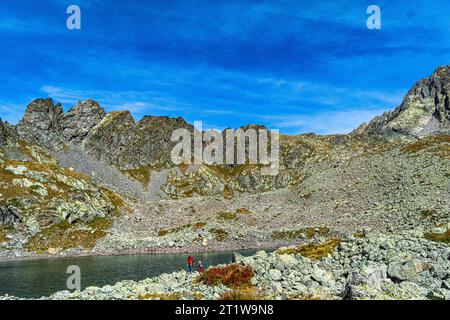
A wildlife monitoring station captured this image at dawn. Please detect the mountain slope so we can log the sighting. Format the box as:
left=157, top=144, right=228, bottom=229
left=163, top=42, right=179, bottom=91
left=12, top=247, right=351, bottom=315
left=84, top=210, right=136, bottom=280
left=0, top=66, right=449, bottom=259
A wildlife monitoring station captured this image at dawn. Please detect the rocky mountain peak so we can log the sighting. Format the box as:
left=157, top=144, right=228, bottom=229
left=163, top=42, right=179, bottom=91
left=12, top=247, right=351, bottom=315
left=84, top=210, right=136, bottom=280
left=16, top=98, right=107, bottom=149
left=60, top=99, right=106, bottom=143
left=138, top=115, right=191, bottom=130
left=0, top=118, right=18, bottom=147
left=364, top=66, right=450, bottom=138
left=17, top=98, right=64, bottom=147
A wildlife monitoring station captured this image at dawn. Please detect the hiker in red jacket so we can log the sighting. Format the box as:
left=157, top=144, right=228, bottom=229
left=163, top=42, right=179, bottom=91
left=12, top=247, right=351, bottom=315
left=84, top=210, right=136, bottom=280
left=187, top=256, right=194, bottom=272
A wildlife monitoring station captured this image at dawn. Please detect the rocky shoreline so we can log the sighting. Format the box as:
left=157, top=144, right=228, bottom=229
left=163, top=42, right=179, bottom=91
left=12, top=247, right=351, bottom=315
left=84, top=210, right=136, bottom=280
left=0, top=241, right=281, bottom=263
left=2, top=228, right=449, bottom=300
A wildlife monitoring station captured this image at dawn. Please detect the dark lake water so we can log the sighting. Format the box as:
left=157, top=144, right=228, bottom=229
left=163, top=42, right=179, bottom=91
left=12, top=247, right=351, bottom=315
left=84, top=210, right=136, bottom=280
left=0, top=250, right=259, bottom=298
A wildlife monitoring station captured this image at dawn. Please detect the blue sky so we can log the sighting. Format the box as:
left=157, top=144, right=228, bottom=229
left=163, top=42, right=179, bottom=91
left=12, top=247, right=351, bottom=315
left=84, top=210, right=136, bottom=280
left=1, top=0, right=450, bottom=134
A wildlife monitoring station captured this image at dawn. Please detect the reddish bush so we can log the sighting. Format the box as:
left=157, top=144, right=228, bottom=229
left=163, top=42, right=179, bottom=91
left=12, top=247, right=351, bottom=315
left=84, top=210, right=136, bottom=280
left=197, top=264, right=254, bottom=289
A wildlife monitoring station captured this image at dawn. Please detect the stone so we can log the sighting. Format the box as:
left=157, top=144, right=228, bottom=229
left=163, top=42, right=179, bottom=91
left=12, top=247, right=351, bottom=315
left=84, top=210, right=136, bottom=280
left=5, top=165, right=28, bottom=175
left=387, top=261, right=420, bottom=283
left=26, top=217, right=40, bottom=236
left=47, top=248, right=60, bottom=255
left=277, top=254, right=298, bottom=269
left=269, top=269, right=283, bottom=281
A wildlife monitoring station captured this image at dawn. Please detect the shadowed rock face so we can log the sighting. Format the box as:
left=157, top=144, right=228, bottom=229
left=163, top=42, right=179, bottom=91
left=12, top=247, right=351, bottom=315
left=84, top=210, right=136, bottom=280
left=0, top=119, right=18, bottom=147
left=60, top=99, right=106, bottom=144
left=82, top=110, right=137, bottom=166
left=15, top=99, right=194, bottom=169
left=81, top=112, right=195, bottom=169
left=364, top=66, right=450, bottom=138
left=17, top=98, right=106, bottom=149
left=17, top=98, right=64, bottom=148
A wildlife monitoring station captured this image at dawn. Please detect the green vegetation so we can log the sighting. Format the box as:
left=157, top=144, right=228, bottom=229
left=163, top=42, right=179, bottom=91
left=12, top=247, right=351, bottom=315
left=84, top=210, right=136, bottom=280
left=0, top=227, right=9, bottom=243
left=217, top=211, right=237, bottom=220
left=424, top=229, right=450, bottom=243
left=353, top=232, right=365, bottom=239
left=210, top=228, right=228, bottom=242
left=192, top=222, right=207, bottom=231
left=157, top=223, right=192, bottom=237
left=420, top=209, right=437, bottom=218
left=25, top=219, right=109, bottom=253
left=401, top=135, right=450, bottom=157
left=272, top=227, right=330, bottom=240
left=138, top=292, right=182, bottom=300
left=197, top=264, right=254, bottom=289
left=121, top=166, right=153, bottom=187
left=236, top=208, right=252, bottom=214
left=221, top=287, right=262, bottom=300
left=277, top=238, right=341, bottom=260
left=100, top=187, right=125, bottom=209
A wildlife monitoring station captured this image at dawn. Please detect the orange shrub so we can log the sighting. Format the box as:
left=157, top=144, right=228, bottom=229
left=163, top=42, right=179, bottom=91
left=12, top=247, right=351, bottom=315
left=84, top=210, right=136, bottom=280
left=197, top=264, right=254, bottom=289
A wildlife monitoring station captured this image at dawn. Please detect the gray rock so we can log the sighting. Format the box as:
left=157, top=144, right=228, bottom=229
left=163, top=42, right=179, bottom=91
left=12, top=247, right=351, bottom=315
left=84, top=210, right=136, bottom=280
left=268, top=269, right=283, bottom=281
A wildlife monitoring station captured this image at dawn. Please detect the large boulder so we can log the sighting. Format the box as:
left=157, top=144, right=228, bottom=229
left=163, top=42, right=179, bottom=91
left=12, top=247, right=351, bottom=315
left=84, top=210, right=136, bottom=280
left=0, top=204, right=21, bottom=226
left=387, top=260, right=425, bottom=283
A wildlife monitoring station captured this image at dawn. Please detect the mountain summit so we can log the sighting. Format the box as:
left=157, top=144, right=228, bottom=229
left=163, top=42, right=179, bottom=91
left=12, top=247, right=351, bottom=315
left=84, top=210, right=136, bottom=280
left=364, top=66, right=450, bottom=138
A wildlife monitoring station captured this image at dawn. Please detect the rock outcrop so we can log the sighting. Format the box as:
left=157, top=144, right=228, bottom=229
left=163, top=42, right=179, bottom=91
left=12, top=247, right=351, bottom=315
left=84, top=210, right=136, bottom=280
left=82, top=113, right=194, bottom=169
left=17, top=98, right=65, bottom=148
left=60, top=99, right=106, bottom=144
left=364, top=66, right=450, bottom=138
left=0, top=119, right=18, bottom=147
left=17, top=98, right=106, bottom=149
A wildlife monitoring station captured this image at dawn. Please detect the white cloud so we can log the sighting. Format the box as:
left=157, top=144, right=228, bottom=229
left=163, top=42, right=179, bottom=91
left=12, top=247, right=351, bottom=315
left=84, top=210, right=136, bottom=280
left=266, top=108, right=388, bottom=135
left=0, top=103, right=24, bottom=124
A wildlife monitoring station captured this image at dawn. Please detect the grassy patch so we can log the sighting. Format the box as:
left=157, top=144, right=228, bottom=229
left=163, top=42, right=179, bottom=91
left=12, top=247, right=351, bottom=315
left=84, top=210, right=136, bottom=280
left=210, top=228, right=228, bottom=242
left=88, top=217, right=113, bottom=231
left=0, top=228, right=8, bottom=243
left=100, top=187, right=124, bottom=209
left=197, top=264, right=254, bottom=289
left=302, top=192, right=313, bottom=200
left=217, top=211, right=237, bottom=220
left=424, top=229, right=450, bottom=243
left=277, top=238, right=341, bottom=260
left=236, top=208, right=252, bottom=215
left=25, top=221, right=108, bottom=253
left=121, top=166, right=153, bottom=187
left=138, top=292, right=182, bottom=300
left=401, top=135, right=450, bottom=155
left=221, top=287, right=262, bottom=300
left=353, top=232, right=365, bottom=239
left=420, top=209, right=437, bottom=218
left=157, top=224, right=192, bottom=237
left=192, top=292, right=204, bottom=300
left=272, top=227, right=329, bottom=240
left=192, top=222, right=207, bottom=231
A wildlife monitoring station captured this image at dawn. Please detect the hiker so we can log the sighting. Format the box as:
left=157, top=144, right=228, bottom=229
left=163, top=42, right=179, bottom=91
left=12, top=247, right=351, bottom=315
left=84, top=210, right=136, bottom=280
left=198, top=260, right=203, bottom=273
left=187, top=256, right=194, bottom=272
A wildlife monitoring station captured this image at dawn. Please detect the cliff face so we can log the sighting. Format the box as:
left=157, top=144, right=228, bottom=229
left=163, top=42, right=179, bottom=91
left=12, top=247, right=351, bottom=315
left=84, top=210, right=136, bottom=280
left=81, top=112, right=193, bottom=169
left=364, top=66, right=450, bottom=138
left=0, top=119, right=18, bottom=147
